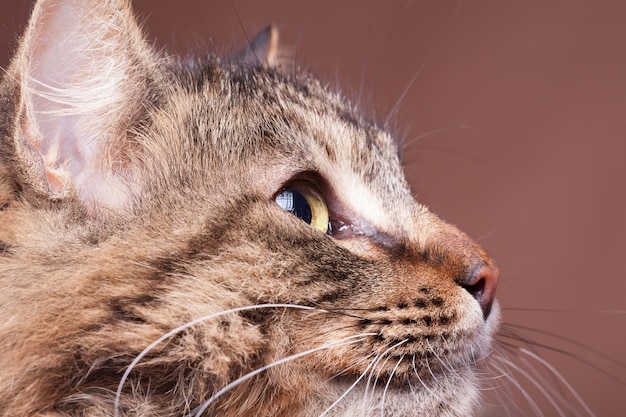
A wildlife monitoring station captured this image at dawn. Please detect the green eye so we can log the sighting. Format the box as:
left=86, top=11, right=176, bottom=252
left=275, top=184, right=329, bottom=234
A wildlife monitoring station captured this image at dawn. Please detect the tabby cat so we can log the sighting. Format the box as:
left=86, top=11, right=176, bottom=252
left=0, top=1, right=500, bottom=416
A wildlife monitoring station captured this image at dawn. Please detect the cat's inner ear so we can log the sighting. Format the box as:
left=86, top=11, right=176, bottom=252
left=12, top=0, right=154, bottom=212
left=238, top=25, right=293, bottom=70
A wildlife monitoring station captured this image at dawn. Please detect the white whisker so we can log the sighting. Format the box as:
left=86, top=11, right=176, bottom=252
left=361, top=353, right=382, bottom=415
left=513, top=352, right=585, bottom=417
left=519, top=347, right=597, bottom=417
left=363, top=339, right=408, bottom=406
left=114, top=304, right=320, bottom=417
left=318, top=353, right=378, bottom=417
left=482, top=356, right=520, bottom=417
left=491, top=354, right=545, bottom=417
left=192, top=333, right=371, bottom=417
left=380, top=354, right=404, bottom=417
left=423, top=350, right=441, bottom=391
left=401, top=125, right=473, bottom=151
left=426, top=338, right=460, bottom=381
left=384, top=63, right=424, bottom=128
left=411, top=354, right=444, bottom=403
left=324, top=352, right=377, bottom=383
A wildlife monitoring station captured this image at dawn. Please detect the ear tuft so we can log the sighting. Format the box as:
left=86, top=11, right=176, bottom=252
left=7, top=0, right=158, bottom=212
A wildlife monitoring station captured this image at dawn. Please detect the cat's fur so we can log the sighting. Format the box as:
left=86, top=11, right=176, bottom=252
left=0, top=1, right=500, bottom=416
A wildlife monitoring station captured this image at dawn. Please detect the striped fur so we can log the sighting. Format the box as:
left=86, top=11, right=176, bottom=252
left=0, top=1, right=499, bottom=416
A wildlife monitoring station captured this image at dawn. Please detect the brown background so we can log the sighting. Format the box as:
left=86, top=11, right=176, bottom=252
left=1, top=1, right=624, bottom=416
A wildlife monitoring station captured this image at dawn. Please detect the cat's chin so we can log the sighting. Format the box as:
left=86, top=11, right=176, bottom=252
left=305, top=375, right=480, bottom=417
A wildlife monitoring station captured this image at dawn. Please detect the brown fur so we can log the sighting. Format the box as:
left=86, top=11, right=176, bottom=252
left=0, top=1, right=499, bottom=416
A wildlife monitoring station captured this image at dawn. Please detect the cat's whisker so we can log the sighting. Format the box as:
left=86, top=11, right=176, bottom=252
left=476, top=363, right=511, bottom=394
left=517, top=347, right=597, bottom=417
left=489, top=354, right=545, bottom=417
left=497, top=341, right=573, bottom=415
left=406, top=357, right=417, bottom=395
left=426, top=337, right=461, bottom=382
left=380, top=354, right=405, bottom=417
left=363, top=339, right=407, bottom=407
left=498, top=326, right=626, bottom=385
left=227, top=1, right=254, bottom=61
left=511, top=350, right=590, bottom=417
left=483, top=339, right=501, bottom=363
left=114, top=303, right=322, bottom=417
left=317, top=353, right=379, bottom=417
left=497, top=328, right=578, bottom=401
left=191, top=333, right=371, bottom=417
left=421, top=346, right=457, bottom=414
left=325, top=352, right=378, bottom=383
left=411, top=354, right=445, bottom=404
left=481, top=353, right=524, bottom=416
left=359, top=353, right=383, bottom=415
left=476, top=340, right=511, bottom=389
left=368, top=0, right=412, bottom=101
left=383, top=62, right=425, bottom=130
left=290, top=5, right=310, bottom=79
left=423, top=347, right=439, bottom=386
left=423, top=343, right=464, bottom=413
left=365, top=356, right=385, bottom=406
left=363, top=353, right=383, bottom=401
left=495, top=342, right=594, bottom=417
left=501, top=321, right=626, bottom=371
left=401, top=125, right=473, bottom=152
left=478, top=362, right=515, bottom=417
left=403, top=142, right=489, bottom=172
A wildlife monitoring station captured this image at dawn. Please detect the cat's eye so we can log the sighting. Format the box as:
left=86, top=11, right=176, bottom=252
left=275, top=183, right=329, bottom=234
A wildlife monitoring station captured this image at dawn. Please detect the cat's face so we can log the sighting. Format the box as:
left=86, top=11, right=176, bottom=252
left=0, top=1, right=499, bottom=416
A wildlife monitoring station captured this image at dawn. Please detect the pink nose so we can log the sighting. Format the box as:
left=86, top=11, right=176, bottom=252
left=462, top=266, right=500, bottom=319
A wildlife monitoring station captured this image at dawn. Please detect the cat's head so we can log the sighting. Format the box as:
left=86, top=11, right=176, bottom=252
left=0, top=1, right=499, bottom=416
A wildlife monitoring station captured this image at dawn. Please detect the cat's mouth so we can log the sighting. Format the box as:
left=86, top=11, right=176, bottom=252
left=327, top=347, right=482, bottom=387
left=311, top=300, right=501, bottom=390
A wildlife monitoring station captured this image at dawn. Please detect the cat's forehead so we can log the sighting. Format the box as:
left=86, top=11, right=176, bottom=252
left=168, top=60, right=419, bottom=229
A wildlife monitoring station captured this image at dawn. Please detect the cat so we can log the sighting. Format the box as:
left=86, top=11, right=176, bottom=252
left=0, top=1, right=501, bottom=416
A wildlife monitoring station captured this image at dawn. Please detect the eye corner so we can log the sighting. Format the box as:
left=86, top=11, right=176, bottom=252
left=327, top=218, right=363, bottom=239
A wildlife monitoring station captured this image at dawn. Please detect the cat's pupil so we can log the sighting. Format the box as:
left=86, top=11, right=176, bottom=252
left=276, top=188, right=312, bottom=224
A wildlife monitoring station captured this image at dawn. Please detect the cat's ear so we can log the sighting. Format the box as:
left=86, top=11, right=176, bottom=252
left=238, top=25, right=293, bottom=70
left=7, top=0, right=158, bottom=212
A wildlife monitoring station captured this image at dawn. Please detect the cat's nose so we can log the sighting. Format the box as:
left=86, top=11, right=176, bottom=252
left=461, top=266, right=499, bottom=319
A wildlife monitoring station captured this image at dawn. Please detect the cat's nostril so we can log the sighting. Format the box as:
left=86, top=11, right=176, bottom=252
left=461, top=266, right=499, bottom=320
